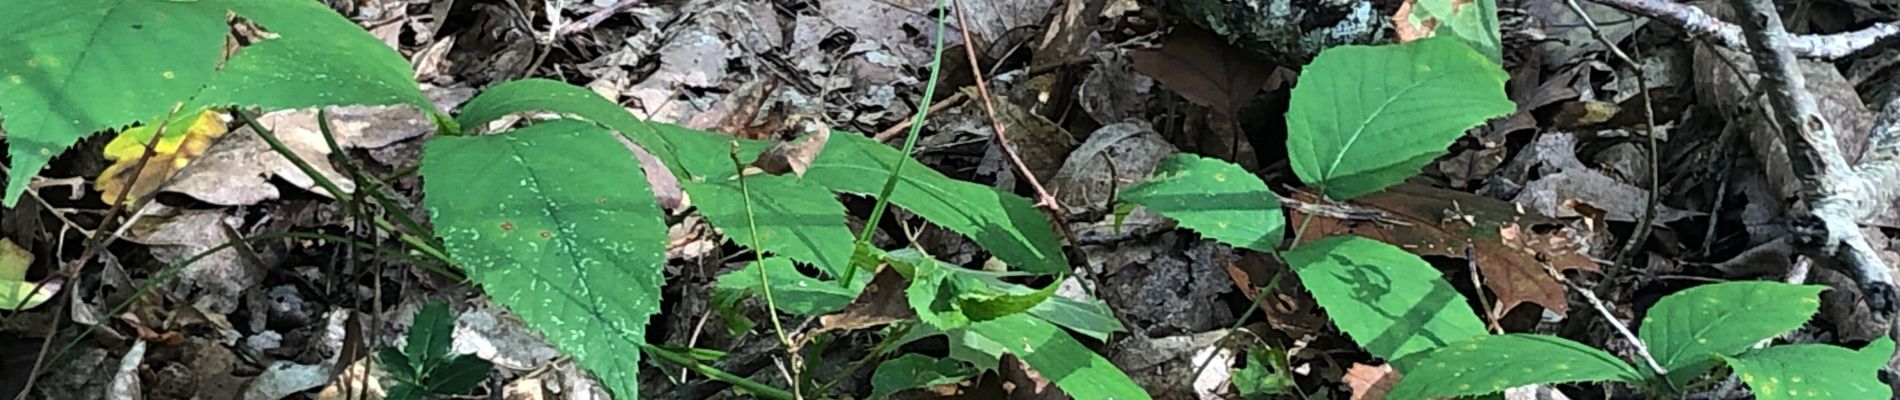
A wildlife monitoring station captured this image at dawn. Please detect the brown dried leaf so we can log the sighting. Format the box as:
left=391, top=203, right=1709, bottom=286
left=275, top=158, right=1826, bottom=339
left=1128, top=26, right=1270, bottom=115
left=1290, top=183, right=1596, bottom=316
left=816, top=267, right=914, bottom=333
left=749, top=119, right=832, bottom=179
left=1344, top=363, right=1398, bottom=400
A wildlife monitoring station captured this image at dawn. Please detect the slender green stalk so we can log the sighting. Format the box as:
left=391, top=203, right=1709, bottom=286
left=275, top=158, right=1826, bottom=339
left=843, top=0, right=950, bottom=286
left=729, top=141, right=800, bottom=398
left=313, top=109, right=438, bottom=249
left=1189, top=209, right=1319, bottom=379
left=641, top=343, right=797, bottom=400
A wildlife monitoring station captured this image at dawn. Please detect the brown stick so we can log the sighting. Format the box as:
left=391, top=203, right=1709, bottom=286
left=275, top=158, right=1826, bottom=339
left=556, top=0, right=644, bottom=36
left=950, top=0, right=1064, bottom=215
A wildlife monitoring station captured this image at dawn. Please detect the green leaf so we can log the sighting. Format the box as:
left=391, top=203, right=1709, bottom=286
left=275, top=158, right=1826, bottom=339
left=683, top=173, right=855, bottom=277
left=1284, top=236, right=1486, bottom=361
left=384, top=383, right=422, bottom=400
left=808, top=134, right=1068, bottom=274
left=1722, top=337, right=1893, bottom=400
left=421, top=120, right=666, bottom=399
left=453, top=78, right=708, bottom=175
left=953, top=314, right=1151, bottom=400
left=906, top=259, right=971, bottom=331
left=958, top=279, right=1059, bottom=322
left=0, top=0, right=228, bottom=205
left=378, top=347, right=417, bottom=383
left=425, top=356, right=493, bottom=395
left=1410, top=0, right=1503, bottom=64
left=0, top=239, right=55, bottom=310
left=714, top=257, right=867, bottom=315
left=1387, top=334, right=1644, bottom=400
left=191, top=0, right=433, bottom=114
left=1639, top=282, right=1825, bottom=375
left=1120, top=154, right=1282, bottom=252
left=1027, top=293, right=1125, bottom=342
left=1285, top=36, right=1514, bottom=200
left=1232, top=347, right=1296, bottom=399
left=871, top=354, right=978, bottom=398
left=405, top=302, right=456, bottom=371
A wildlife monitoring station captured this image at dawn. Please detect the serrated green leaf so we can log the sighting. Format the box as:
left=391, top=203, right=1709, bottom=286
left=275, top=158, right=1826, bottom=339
left=425, top=356, right=493, bottom=395
left=453, top=78, right=706, bottom=176
left=714, top=257, right=867, bottom=315
left=385, top=383, right=422, bottom=400
left=871, top=354, right=978, bottom=398
left=908, top=259, right=971, bottom=331
left=1640, top=282, right=1825, bottom=376
left=1721, top=337, right=1893, bottom=400
left=808, top=134, right=1068, bottom=274
left=1387, top=334, right=1644, bottom=400
left=1027, top=293, right=1124, bottom=341
left=379, top=347, right=416, bottom=382
left=952, top=314, right=1151, bottom=400
left=1411, top=0, right=1503, bottom=64
left=1284, top=236, right=1486, bottom=361
left=684, top=173, right=854, bottom=276
left=1120, top=154, right=1282, bottom=252
left=191, top=0, right=432, bottom=114
left=0, top=0, right=228, bottom=206
left=421, top=120, right=666, bottom=399
left=405, top=302, right=455, bottom=371
left=1285, top=37, right=1513, bottom=200
left=957, top=279, right=1059, bottom=322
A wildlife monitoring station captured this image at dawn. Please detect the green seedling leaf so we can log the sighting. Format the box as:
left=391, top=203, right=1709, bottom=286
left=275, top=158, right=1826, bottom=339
left=421, top=120, right=666, bottom=399
left=1721, top=337, right=1894, bottom=400
left=1285, top=36, right=1513, bottom=200
left=0, top=0, right=227, bottom=205
left=871, top=354, right=978, bottom=398
left=684, top=173, right=854, bottom=276
left=907, top=259, right=971, bottom=330
left=425, top=356, right=493, bottom=395
left=1640, top=282, right=1824, bottom=378
left=192, top=0, right=433, bottom=114
left=1409, top=0, right=1503, bottom=64
left=953, top=314, right=1151, bottom=400
left=379, top=348, right=417, bottom=382
left=887, top=249, right=1123, bottom=339
left=957, top=278, right=1060, bottom=322
left=1387, top=334, right=1644, bottom=400
left=808, top=134, right=1068, bottom=274
left=404, top=302, right=456, bottom=373
left=714, top=257, right=868, bottom=315
left=1232, top=347, right=1296, bottom=399
left=385, top=383, right=421, bottom=400
left=1120, top=154, right=1282, bottom=252
left=0, top=238, right=56, bottom=310
left=1284, top=236, right=1486, bottom=361
left=454, top=78, right=700, bottom=175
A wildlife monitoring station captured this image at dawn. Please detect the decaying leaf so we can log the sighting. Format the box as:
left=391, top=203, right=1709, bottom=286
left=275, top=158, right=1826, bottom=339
left=1344, top=363, right=1398, bottom=400
left=1129, top=25, right=1271, bottom=116
left=0, top=238, right=58, bottom=310
left=748, top=119, right=832, bottom=179
left=817, top=267, right=915, bottom=334
left=1290, top=183, right=1596, bottom=316
left=165, top=106, right=432, bottom=206
left=96, top=109, right=230, bottom=205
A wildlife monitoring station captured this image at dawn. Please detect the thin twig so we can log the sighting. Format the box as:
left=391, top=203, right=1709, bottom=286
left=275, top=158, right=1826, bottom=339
left=874, top=92, right=968, bottom=142
left=1565, top=0, right=1664, bottom=289
left=557, top=0, right=644, bottom=36
left=951, top=0, right=1063, bottom=215
left=1548, top=265, right=1674, bottom=382
left=1588, top=0, right=1898, bottom=60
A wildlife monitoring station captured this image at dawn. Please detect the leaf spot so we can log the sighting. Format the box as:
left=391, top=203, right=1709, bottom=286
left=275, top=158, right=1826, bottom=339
left=162, top=71, right=175, bottom=79
left=538, top=231, right=553, bottom=239
left=500, top=221, right=515, bottom=232
left=6, top=75, right=19, bottom=85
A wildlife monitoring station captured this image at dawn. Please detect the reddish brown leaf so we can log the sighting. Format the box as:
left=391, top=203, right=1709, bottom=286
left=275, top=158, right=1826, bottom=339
left=749, top=119, right=831, bottom=179
left=816, top=267, right=914, bottom=333
left=1344, top=363, right=1398, bottom=400
left=1391, top=0, right=1437, bottom=43
left=1128, top=26, right=1270, bottom=116
left=1289, top=183, right=1596, bottom=316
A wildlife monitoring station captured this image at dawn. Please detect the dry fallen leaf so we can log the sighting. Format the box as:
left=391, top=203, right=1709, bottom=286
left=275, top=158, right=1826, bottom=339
left=1129, top=25, right=1271, bottom=116
left=748, top=119, right=832, bottom=179
left=1291, top=183, right=1597, bottom=316
left=96, top=109, right=229, bottom=205
left=816, top=267, right=914, bottom=334
left=165, top=106, right=432, bottom=206
left=1344, top=363, right=1398, bottom=400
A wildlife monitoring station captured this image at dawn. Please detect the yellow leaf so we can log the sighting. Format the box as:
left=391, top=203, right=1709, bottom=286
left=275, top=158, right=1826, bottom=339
left=0, top=238, right=56, bottom=310
left=96, top=109, right=229, bottom=204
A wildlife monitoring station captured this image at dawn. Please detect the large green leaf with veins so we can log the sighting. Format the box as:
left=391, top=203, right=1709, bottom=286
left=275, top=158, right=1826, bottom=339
left=684, top=173, right=855, bottom=276
left=421, top=120, right=665, bottom=399
left=1387, top=334, right=1643, bottom=400
left=0, top=0, right=227, bottom=205
left=1121, top=154, right=1282, bottom=252
left=1722, top=338, right=1894, bottom=400
left=808, top=134, right=1068, bottom=274
left=1284, top=236, right=1486, bottom=361
left=1640, top=281, right=1825, bottom=381
left=1285, top=36, right=1513, bottom=200
left=951, top=314, right=1150, bottom=400
left=192, top=0, right=435, bottom=114
left=1, top=0, right=431, bottom=206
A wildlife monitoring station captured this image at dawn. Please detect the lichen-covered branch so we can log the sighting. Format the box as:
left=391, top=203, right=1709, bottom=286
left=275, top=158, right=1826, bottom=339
left=1593, top=0, right=1899, bottom=59
left=1725, top=0, right=1898, bottom=312
left=1146, top=0, right=1387, bottom=64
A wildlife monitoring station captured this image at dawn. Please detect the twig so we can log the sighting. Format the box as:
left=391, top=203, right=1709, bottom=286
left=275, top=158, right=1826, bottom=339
left=1548, top=265, right=1674, bottom=381
left=1588, top=0, right=1898, bottom=60
left=874, top=92, right=968, bottom=142
left=1565, top=0, right=1664, bottom=290
left=1724, top=0, right=1897, bottom=311
left=556, top=0, right=644, bottom=36
left=951, top=0, right=1064, bottom=215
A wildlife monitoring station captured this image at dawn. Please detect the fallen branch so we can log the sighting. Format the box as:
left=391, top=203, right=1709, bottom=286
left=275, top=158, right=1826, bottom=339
left=1723, top=0, right=1898, bottom=312
left=1591, top=0, right=1898, bottom=59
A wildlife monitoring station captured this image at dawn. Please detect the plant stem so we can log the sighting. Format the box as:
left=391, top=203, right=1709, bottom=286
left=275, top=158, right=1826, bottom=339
left=729, top=141, right=801, bottom=399
left=845, top=0, right=950, bottom=286
left=641, top=344, right=797, bottom=400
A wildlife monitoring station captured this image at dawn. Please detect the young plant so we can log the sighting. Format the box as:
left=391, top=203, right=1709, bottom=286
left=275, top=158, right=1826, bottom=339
left=381, top=302, right=493, bottom=400
left=1120, top=0, right=1891, bottom=398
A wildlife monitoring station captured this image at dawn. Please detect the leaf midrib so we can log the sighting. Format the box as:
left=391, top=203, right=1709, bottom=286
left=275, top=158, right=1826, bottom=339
left=1319, top=66, right=1449, bottom=185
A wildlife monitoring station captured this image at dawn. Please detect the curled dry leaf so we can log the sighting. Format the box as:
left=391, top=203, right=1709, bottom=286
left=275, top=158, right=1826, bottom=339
left=1344, top=363, right=1398, bottom=400
left=1290, top=183, right=1596, bottom=316
left=816, top=267, right=914, bottom=334
left=748, top=118, right=831, bottom=179
left=166, top=106, right=432, bottom=206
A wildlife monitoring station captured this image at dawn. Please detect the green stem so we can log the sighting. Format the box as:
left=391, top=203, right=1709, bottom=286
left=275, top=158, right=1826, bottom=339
left=729, top=141, right=800, bottom=397
left=843, top=0, right=950, bottom=286
left=641, top=344, right=797, bottom=400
